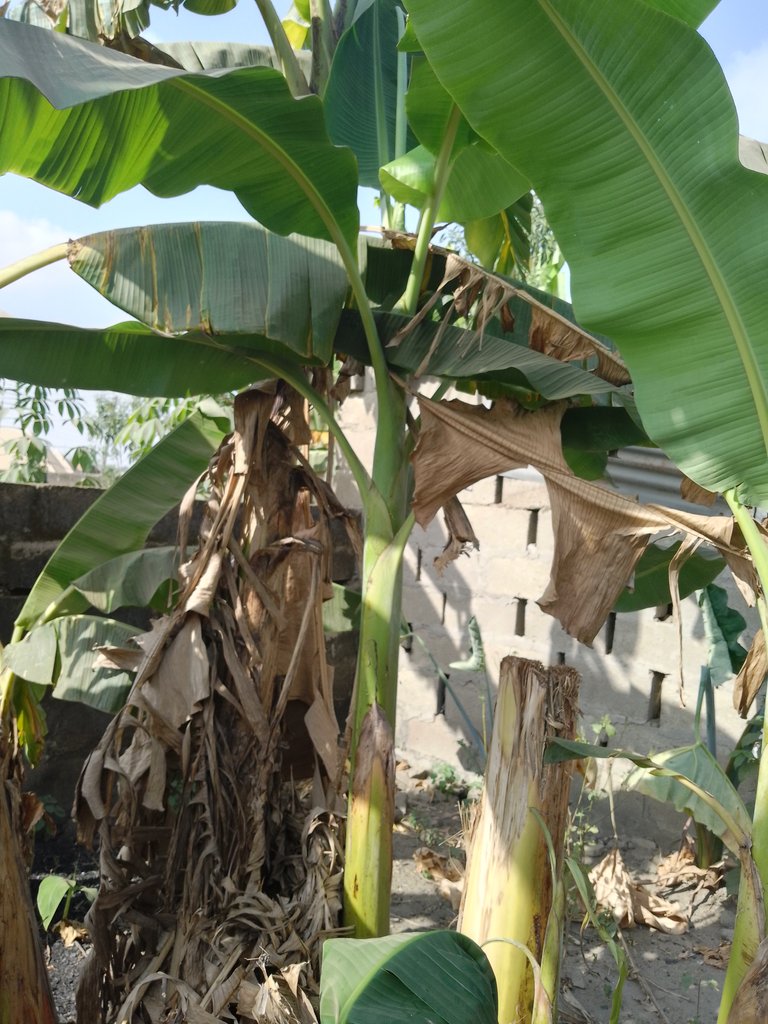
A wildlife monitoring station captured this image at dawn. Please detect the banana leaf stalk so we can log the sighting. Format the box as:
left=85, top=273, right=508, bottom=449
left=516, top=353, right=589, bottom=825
left=719, top=493, right=768, bottom=1020
left=458, top=657, right=579, bottom=1024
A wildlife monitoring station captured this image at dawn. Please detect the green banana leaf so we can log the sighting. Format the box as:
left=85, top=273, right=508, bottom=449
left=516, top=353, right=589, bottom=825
left=463, top=196, right=533, bottom=277
left=37, top=875, right=75, bottom=931
left=15, top=403, right=229, bottom=629
left=561, top=405, right=647, bottom=477
left=324, top=0, right=414, bottom=189
left=71, top=223, right=350, bottom=362
left=71, top=546, right=182, bottom=613
left=159, top=40, right=311, bottom=74
left=405, top=55, right=474, bottom=154
left=2, top=222, right=625, bottom=403
left=395, top=53, right=529, bottom=222
left=625, top=742, right=753, bottom=857
left=3, top=615, right=138, bottom=712
left=699, top=583, right=748, bottom=684
left=613, top=541, right=725, bottom=613
left=8, top=0, right=241, bottom=42
left=338, top=310, right=623, bottom=400
left=323, top=583, right=361, bottom=634
left=0, top=20, right=359, bottom=249
left=545, top=737, right=752, bottom=856
left=407, top=0, right=768, bottom=505
left=0, top=319, right=282, bottom=395
left=380, top=144, right=529, bottom=223
left=319, top=931, right=497, bottom=1024
left=560, top=407, right=648, bottom=453
left=641, top=0, right=719, bottom=24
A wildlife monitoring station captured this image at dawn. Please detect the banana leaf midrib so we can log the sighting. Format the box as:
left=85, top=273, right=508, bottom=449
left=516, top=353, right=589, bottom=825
left=538, top=0, right=768, bottom=457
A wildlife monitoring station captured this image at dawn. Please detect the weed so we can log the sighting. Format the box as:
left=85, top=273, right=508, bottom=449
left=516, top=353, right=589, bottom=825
left=430, top=762, right=459, bottom=794
left=36, top=875, right=97, bottom=931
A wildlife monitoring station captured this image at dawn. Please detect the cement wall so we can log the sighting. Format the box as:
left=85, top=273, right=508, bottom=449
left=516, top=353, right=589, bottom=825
left=333, top=382, right=758, bottom=797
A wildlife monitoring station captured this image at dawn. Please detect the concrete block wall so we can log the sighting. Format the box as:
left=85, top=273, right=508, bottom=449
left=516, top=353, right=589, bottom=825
left=334, top=383, right=757, bottom=776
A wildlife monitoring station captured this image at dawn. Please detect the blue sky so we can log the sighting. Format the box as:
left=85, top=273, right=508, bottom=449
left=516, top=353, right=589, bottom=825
left=0, top=0, right=766, bottom=442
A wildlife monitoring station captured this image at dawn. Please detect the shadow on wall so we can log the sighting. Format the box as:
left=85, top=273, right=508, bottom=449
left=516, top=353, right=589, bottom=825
left=387, top=469, right=755, bottom=785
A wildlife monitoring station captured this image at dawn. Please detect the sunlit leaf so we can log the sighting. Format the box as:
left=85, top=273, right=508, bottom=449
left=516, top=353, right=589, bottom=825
left=408, top=0, right=768, bottom=504
left=0, top=20, right=359, bottom=247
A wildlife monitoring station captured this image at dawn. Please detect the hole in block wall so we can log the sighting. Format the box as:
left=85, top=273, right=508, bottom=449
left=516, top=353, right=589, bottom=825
left=494, top=476, right=504, bottom=504
left=655, top=602, right=673, bottom=621
left=416, top=547, right=422, bottom=582
left=515, top=597, right=527, bottom=637
left=648, top=671, right=665, bottom=724
left=604, top=612, right=617, bottom=654
left=441, top=592, right=447, bottom=625
left=527, top=508, right=540, bottom=547
left=401, top=622, right=413, bottom=654
left=556, top=651, right=566, bottom=665
left=436, top=673, right=447, bottom=716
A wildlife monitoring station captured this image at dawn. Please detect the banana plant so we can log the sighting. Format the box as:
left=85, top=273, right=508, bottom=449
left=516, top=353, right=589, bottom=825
left=404, top=0, right=768, bottom=1016
left=0, top=0, right=635, bottom=942
left=0, top=1, right=760, bottom=1020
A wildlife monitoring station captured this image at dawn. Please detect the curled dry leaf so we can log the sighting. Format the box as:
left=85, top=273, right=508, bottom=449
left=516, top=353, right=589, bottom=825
left=19, top=792, right=45, bottom=835
left=734, top=629, right=766, bottom=717
left=413, top=845, right=464, bottom=883
left=434, top=496, right=480, bottom=574
left=680, top=475, right=718, bottom=507
left=139, top=613, right=210, bottom=731
left=413, top=846, right=465, bottom=911
left=693, top=942, right=730, bottom=969
left=54, top=920, right=89, bottom=948
left=589, top=848, right=687, bottom=935
left=92, top=644, right=143, bottom=672
left=412, top=398, right=759, bottom=645
left=656, top=837, right=700, bottom=886
left=529, top=305, right=629, bottom=386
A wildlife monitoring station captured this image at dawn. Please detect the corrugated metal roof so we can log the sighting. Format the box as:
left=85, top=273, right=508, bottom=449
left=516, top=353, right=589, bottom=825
left=503, top=447, right=728, bottom=515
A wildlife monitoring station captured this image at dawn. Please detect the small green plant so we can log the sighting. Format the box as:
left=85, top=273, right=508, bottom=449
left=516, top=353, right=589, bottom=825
left=36, top=874, right=97, bottom=931
left=686, top=977, right=720, bottom=1024
left=590, top=714, right=616, bottom=745
left=430, top=762, right=460, bottom=794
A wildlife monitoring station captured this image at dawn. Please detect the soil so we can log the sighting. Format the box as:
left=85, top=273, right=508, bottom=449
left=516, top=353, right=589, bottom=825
left=39, top=761, right=735, bottom=1024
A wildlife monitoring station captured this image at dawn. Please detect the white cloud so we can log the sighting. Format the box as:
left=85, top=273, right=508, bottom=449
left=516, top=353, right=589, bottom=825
left=0, top=209, right=65, bottom=265
left=724, top=42, right=768, bottom=142
left=0, top=209, right=124, bottom=326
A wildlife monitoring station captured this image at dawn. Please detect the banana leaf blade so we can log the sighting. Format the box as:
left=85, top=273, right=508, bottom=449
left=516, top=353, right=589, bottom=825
left=15, top=403, right=229, bottom=629
left=613, top=541, right=725, bottom=613
left=0, top=20, right=359, bottom=247
left=407, top=0, right=768, bottom=504
left=70, top=222, right=350, bottom=362
left=3, top=615, right=138, bottom=712
left=320, top=932, right=497, bottom=1024
left=72, top=546, right=181, bottom=614
left=545, top=737, right=752, bottom=854
left=0, top=319, right=282, bottom=395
